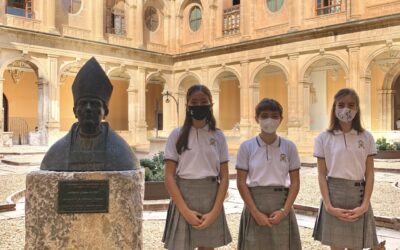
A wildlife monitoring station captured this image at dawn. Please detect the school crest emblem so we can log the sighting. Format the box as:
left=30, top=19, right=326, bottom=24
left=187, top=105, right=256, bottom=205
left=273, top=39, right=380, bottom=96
left=358, top=140, right=365, bottom=149
left=210, top=138, right=216, bottom=145
left=280, top=153, right=287, bottom=162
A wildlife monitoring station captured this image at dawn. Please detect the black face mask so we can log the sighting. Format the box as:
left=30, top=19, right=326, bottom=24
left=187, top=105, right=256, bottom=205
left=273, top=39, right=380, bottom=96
left=188, top=105, right=210, bottom=120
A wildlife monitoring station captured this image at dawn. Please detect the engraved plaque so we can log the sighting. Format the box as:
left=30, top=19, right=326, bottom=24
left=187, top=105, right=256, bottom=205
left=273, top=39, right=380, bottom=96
left=58, top=180, right=109, bottom=213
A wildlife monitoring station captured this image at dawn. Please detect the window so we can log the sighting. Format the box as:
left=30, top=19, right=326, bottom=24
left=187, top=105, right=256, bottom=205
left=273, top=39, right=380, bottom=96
left=189, top=6, right=202, bottom=32
left=6, top=0, right=33, bottom=18
left=266, top=0, right=284, bottom=12
left=316, top=0, right=342, bottom=15
left=145, top=7, right=159, bottom=32
left=106, top=6, right=126, bottom=35
left=62, top=0, right=82, bottom=14
left=233, top=0, right=240, bottom=5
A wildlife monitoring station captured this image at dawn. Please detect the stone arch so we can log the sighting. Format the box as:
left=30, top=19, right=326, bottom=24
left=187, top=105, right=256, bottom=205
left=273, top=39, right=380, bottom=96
left=178, top=0, right=205, bottom=16
left=211, top=67, right=241, bottom=130
left=0, top=55, right=45, bottom=79
left=250, top=61, right=289, bottom=85
left=251, top=61, right=290, bottom=132
left=211, top=66, right=240, bottom=90
left=176, top=71, right=201, bottom=89
left=301, top=54, right=348, bottom=131
left=146, top=72, right=167, bottom=131
left=300, top=53, right=349, bottom=81
left=362, top=45, right=400, bottom=77
left=1, top=57, right=43, bottom=144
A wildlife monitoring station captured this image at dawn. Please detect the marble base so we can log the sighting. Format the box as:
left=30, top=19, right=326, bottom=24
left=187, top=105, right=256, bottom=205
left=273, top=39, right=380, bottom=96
left=25, top=170, right=144, bottom=250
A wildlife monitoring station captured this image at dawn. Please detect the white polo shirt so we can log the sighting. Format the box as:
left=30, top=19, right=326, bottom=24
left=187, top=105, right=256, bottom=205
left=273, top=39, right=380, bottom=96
left=313, top=129, right=377, bottom=180
left=164, top=125, right=229, bottom=179
left=236, top=136, right=301, bottom=187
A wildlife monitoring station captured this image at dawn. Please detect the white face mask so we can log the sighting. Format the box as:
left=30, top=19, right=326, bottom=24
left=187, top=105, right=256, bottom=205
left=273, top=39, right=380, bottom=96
left=335, top=107, right=357, bottom=123
left=259, top=118, right=280, bottom=134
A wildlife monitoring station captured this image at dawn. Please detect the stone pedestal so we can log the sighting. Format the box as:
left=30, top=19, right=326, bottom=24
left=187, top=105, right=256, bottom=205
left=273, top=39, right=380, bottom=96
left=25, top=170, right=144, bottom=250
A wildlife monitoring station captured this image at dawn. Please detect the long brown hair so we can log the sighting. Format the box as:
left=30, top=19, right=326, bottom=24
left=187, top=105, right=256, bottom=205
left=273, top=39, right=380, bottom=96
left=176, top=84, right=217, bottom=154
left=328, top=88, right=364, bottom=133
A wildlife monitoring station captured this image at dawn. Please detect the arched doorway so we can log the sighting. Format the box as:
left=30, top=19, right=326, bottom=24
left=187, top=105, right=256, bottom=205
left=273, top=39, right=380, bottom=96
left=3, top=60, right=39, bottom=144
left=212, top=71, right=240, bottom=131
left=146, top=75, right=165, bottom=134
left=253, top=64, right=288, bottom=133
left=178, top=74, right=200, bottom=126
left=303, top=58, right=346, bottom=131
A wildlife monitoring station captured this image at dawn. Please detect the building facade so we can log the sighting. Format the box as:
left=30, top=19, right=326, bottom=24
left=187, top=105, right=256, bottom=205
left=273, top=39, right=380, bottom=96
left=1, top=0, right=400, bottom=153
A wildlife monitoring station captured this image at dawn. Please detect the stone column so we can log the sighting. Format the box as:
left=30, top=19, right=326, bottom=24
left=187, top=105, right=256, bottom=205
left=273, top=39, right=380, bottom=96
left=93, top=0, right=106, bottom=42
left=287, top=53, right=301, bottom=128
left=240, top=60, right=251, bottom=140
left=240, top=2, right=251, bottom=39
left=348, top=44, right=361, bottom=90
left=378, top=89, right=396, bottom=130
left=135, top=1, right=144, bottom=48
left=46, top=55, right=61, bottom=145
left=0, top=0, right=6, bottom=24
left=136, top=67, right=147, bottom=144
left=127, top=4, right=136, bottom=46
left=174, top=14, right=183, bottom=53
left=37, top=78, right=49, bottom=145
left=212, top=87, right=220, bottom=125
left=46, top=0, right=58, bottom=34
left=360, top=74, right=372, bottom=130
left=300, top=79, right=312, bottom=131
left=289, top=0, right=301, bottom=31
left=208, top=4, right=217, bottom=47
left=249, top=83, right=260, bottom=136
left=178, top=89, right=186, bottom=127
left=168, top=6, right=177, bottom=53
left=349, top=0, right=363, bottom=20
left=127, top=75, right=138, bottom=145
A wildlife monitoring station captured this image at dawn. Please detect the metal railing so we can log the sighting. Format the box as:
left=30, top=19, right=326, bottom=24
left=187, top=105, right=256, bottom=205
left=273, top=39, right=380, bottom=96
left=223, top=5, right=240, bottom=36
left=9, top=117, right=29, bottom=145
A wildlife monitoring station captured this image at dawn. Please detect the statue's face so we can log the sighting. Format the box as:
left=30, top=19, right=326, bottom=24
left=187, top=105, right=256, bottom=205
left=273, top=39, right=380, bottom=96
left=74, top=97, right=105, bottom=135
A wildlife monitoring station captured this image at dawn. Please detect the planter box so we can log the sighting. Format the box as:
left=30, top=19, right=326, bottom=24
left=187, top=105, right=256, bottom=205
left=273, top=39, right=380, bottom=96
left=375, top=150, right=400, bottom=159
left=144, top=181, right=170, bottom=200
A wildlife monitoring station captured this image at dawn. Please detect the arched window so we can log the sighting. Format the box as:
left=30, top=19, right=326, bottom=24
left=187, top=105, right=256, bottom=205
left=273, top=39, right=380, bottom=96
left=189, top=6, right=202, bottom=32
left=233, top=0, right=240, bottom=5
left=6, top=0, right=33, bottom=18
left=106, top=1, right=126, bottom=35
left=62, top=0, right=82, bottom=14
left=266, top=0, right=284, bottom=12
left=145, top=6, right=159, bottom=32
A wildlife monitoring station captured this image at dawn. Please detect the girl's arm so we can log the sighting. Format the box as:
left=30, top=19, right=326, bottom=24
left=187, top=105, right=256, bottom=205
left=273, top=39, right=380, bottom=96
left=317, top=158, right=356, bottom=222
left=164, top=160, right=202, bottom=226
left=193, top=162, right=230, bottom=229
left=348, top=155, right=374, bottom=219
left=269, top=169, right=300, bottom=224
left=236, top=169, right=272, bottom=227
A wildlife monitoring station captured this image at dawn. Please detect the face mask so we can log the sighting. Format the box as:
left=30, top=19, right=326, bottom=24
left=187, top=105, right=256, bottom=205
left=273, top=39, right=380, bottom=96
left=188, top=105, right=210, bottom=120
left=259, top=118, right=280, bottom=134
left=335, top=107, right=357, bottom=123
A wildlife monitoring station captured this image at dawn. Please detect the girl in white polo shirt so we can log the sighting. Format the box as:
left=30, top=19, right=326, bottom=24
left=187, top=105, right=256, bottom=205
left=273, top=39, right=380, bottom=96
left=313, top=88, right=378, bottom=250
left=162, top=84, right=232, bottom=250
left=236, top=98, right=302, bottom=250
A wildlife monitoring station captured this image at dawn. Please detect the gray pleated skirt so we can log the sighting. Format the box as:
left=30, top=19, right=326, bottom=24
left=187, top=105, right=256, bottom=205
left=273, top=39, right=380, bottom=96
left=162, top=177, right=232, bottom=250
left=313, top=177, right=378, bottom=249
left=238, top=186, right=301, bottom=250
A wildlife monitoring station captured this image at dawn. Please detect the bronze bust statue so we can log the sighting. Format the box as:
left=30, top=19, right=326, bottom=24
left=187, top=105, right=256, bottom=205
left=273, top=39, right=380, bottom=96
left=41, top=57, right=138, bottom=171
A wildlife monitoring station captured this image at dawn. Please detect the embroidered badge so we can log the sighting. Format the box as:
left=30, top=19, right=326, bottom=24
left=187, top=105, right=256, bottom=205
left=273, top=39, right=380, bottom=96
left=358, top=140, right=365, bottom=149
left=280, top=154, right=287, bottom=162
left=210, top=138, right=216, bottom=145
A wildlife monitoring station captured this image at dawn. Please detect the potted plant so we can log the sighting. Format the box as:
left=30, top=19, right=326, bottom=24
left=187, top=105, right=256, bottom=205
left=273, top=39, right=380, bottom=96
left=141, top=151, right=170, bottom=200
left=375, top=137, right=400, bottom=159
